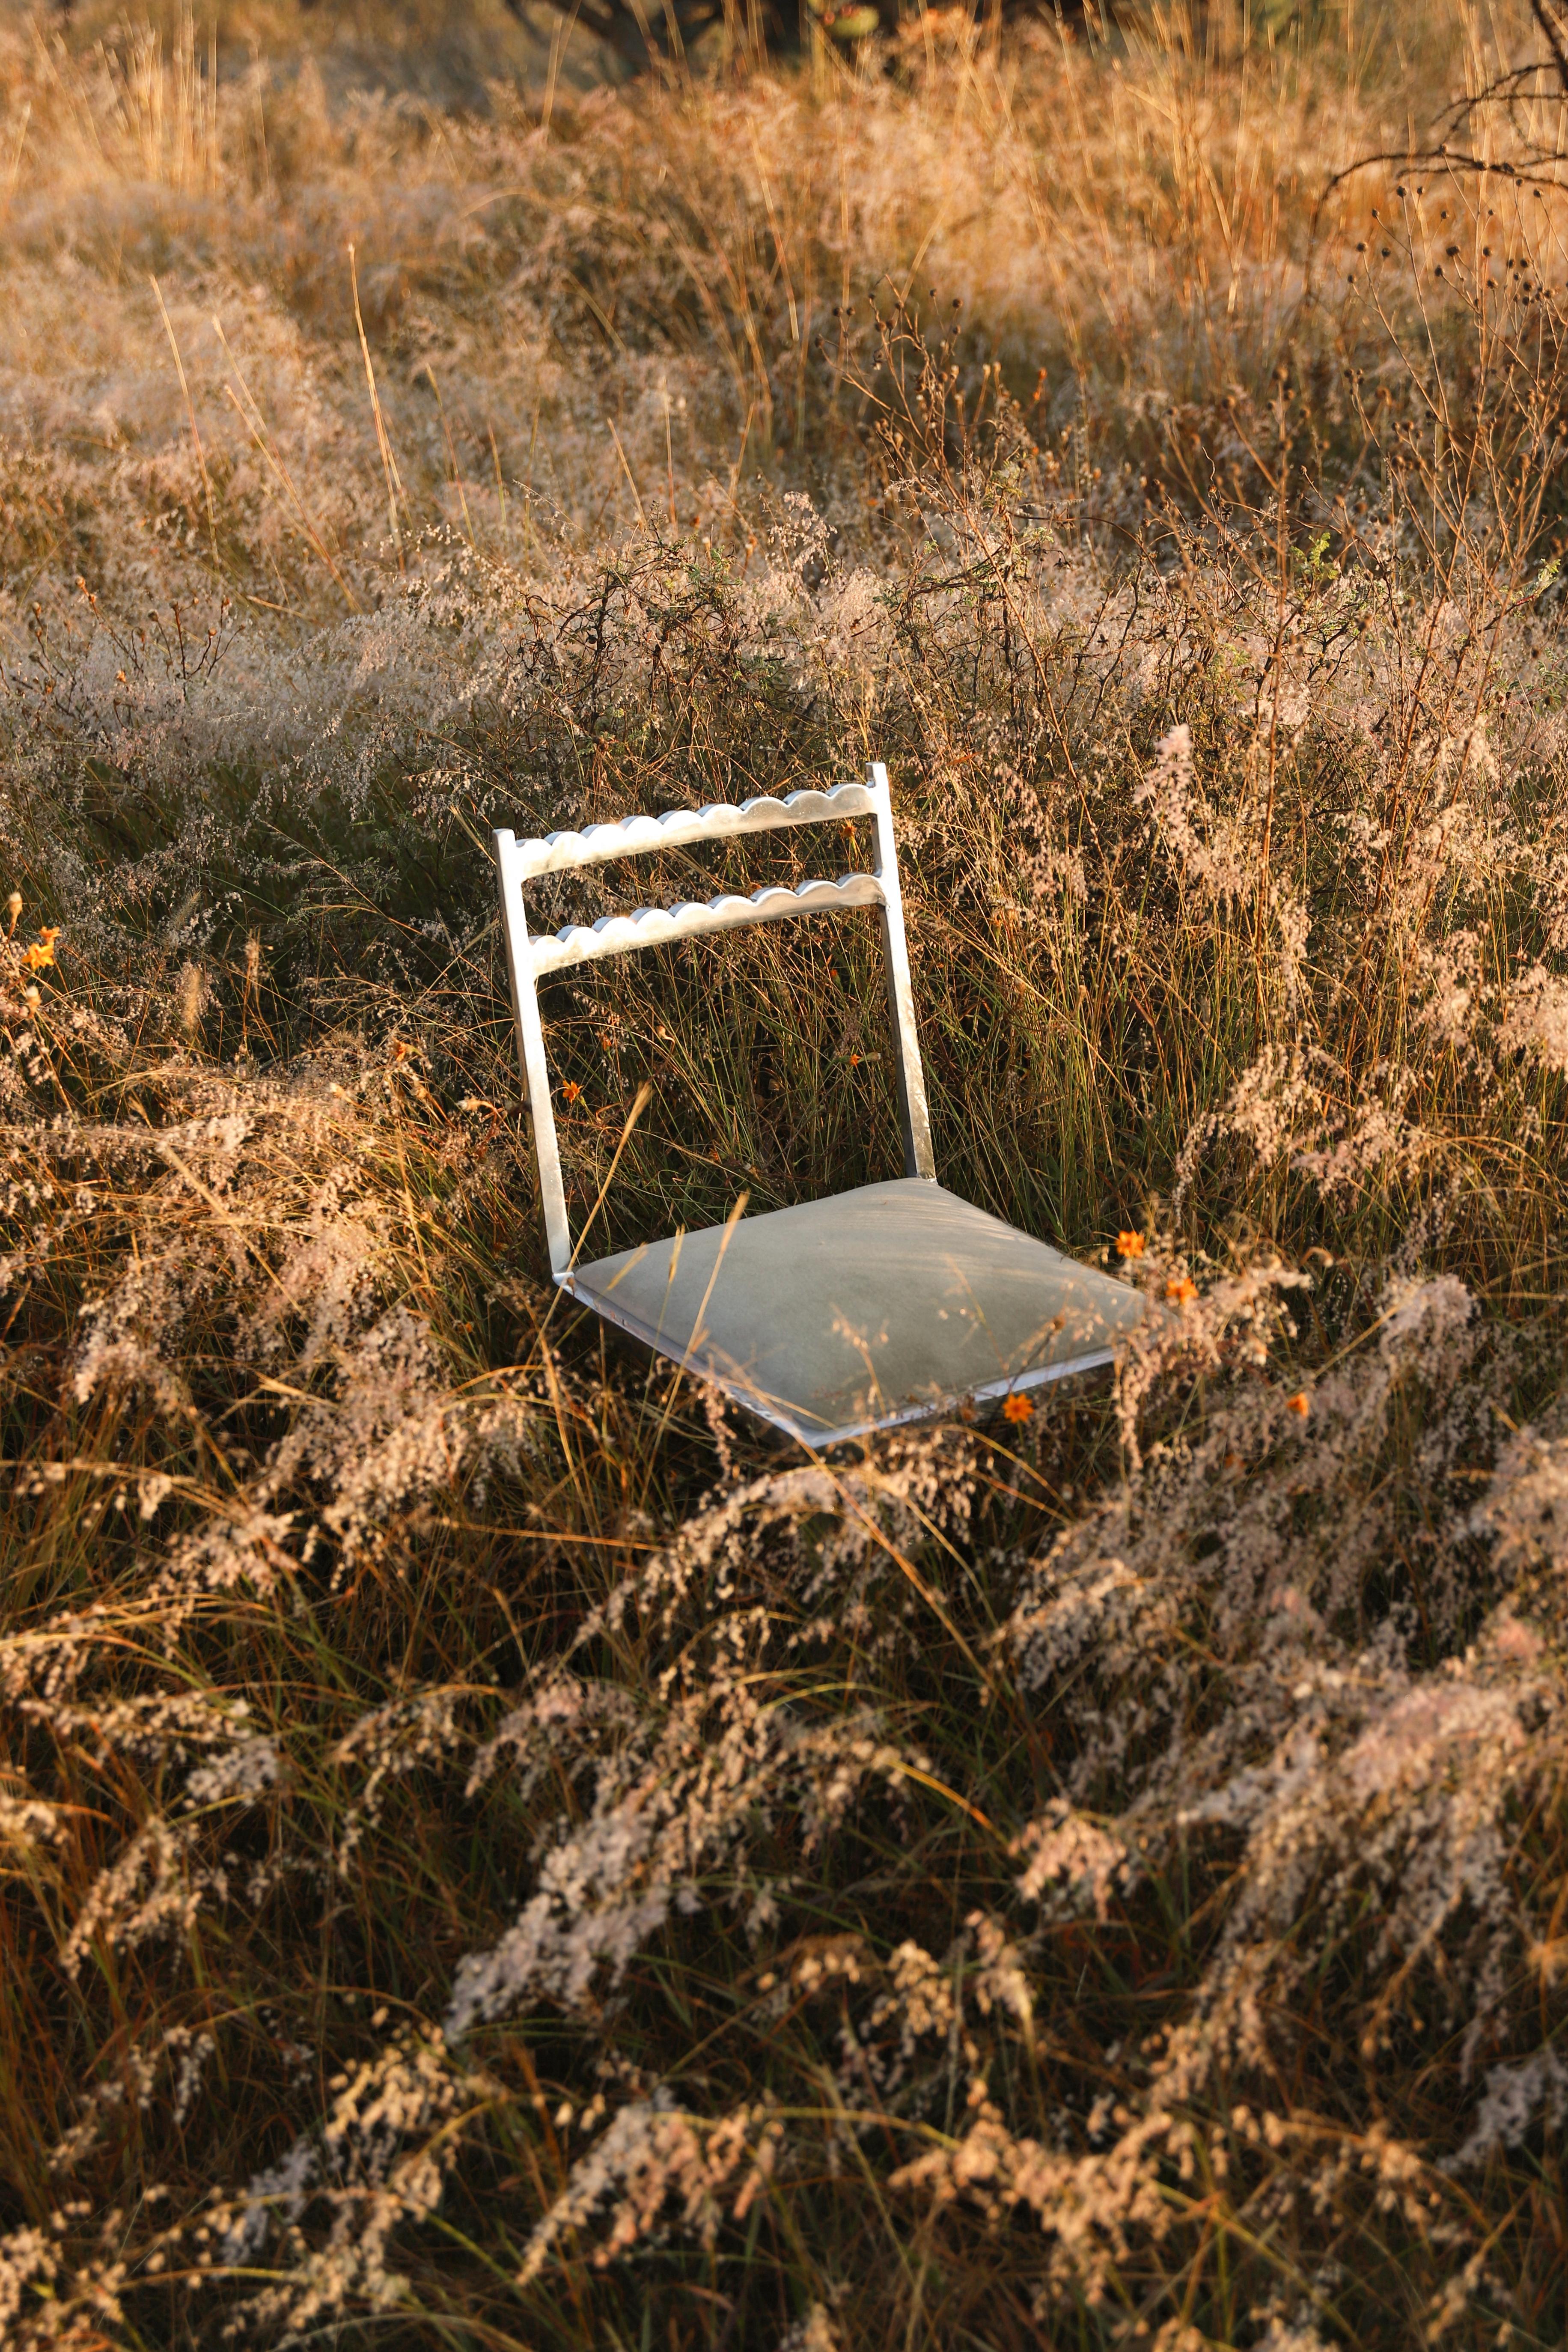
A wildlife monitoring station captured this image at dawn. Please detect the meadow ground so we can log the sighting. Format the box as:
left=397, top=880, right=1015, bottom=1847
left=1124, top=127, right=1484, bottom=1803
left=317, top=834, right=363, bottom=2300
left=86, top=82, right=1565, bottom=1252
left=3, top=1, right=1568, bottom=2345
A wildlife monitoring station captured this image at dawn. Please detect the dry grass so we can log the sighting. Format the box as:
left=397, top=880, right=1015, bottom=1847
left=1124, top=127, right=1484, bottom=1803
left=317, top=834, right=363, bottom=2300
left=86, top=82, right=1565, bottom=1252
left=3, top=4, right=1568, bottom=2347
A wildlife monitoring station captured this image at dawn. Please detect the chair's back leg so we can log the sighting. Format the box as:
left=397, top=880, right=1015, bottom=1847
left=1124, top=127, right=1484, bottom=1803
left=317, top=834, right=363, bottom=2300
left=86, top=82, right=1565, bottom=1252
left=869, top=762, right=937, bottom=1182
left=494, top=829, right=573, bottom=1276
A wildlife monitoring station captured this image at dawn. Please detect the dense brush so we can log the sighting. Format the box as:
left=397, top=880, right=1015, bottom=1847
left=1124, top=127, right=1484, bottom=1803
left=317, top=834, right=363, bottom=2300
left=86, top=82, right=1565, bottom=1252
left=3, top=5, right=1568, bottom=2349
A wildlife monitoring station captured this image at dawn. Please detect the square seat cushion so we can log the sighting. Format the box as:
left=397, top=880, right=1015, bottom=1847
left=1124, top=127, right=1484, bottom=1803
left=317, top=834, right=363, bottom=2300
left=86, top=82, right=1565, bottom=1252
left=564, top=1177, right=1145, bottom=1444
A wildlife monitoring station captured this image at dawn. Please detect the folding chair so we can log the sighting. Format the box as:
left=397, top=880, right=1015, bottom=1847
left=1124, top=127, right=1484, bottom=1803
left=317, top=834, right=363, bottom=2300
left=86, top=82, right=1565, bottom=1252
left=494, top=762, right=1143, bottom=1447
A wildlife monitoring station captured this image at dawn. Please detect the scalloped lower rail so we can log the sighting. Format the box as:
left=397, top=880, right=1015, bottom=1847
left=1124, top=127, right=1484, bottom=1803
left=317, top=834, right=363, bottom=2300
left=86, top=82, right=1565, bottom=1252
left=529, top=871, right=887, bottom=974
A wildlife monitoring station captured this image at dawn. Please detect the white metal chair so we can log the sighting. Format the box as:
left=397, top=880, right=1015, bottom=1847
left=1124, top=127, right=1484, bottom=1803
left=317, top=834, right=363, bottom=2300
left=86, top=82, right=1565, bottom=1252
left=494, top=762, right=1143, bottom=1447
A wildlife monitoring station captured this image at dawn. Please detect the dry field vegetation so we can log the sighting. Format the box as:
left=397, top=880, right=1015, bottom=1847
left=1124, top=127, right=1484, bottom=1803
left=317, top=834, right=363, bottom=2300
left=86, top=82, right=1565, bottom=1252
left=6, top=0, right=1568, bottom=2343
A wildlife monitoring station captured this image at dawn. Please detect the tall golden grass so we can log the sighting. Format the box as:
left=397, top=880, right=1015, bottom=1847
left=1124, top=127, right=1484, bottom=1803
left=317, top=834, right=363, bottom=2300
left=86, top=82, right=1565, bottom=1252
left=3, top=4, right=1568, bottom=2347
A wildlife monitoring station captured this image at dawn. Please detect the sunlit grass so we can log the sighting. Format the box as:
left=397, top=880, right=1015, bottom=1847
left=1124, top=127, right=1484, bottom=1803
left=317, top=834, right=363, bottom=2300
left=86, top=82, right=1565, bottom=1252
left=3, top=4, right=1568, bottom=2347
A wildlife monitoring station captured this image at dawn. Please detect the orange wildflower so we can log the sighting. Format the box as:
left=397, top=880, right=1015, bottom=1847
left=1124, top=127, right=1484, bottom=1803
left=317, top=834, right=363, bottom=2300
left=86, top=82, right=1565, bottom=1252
left=560, top=1081, right=583, bottom=1105
left=1286, top=1390, right=1311, bottom=1417
left=24, top=927, right=60, bottom=972
left=1002, top=1392, right=1034, bottom=1423
left=1116, top=1231, right=1146, bottom=1259
left=1166, top=1276, right=1198, bottom=1304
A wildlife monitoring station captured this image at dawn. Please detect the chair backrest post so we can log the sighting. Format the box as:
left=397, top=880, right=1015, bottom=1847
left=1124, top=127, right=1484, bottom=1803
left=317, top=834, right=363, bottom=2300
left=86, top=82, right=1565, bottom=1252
left=868, top=761, right=936, bottom=1182
left=494, top=828, right=573, bottom=1275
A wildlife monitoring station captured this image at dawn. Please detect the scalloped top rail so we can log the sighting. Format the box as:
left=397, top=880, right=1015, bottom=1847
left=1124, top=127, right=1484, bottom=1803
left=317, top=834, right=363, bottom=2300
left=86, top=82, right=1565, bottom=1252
left=512, top=781, right=879, bottom=881
left=530, top=872, right=886, bottom=975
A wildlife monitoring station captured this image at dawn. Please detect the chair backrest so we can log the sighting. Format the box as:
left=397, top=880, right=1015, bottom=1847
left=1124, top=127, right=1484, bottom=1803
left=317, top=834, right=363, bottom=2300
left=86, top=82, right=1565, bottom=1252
left=494, top=761, right=935, bottom=1276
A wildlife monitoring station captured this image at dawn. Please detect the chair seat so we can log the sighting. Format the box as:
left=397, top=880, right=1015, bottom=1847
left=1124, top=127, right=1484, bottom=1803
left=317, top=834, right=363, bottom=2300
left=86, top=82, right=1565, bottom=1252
left=563, top=1177, right=1144, bottom=1445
